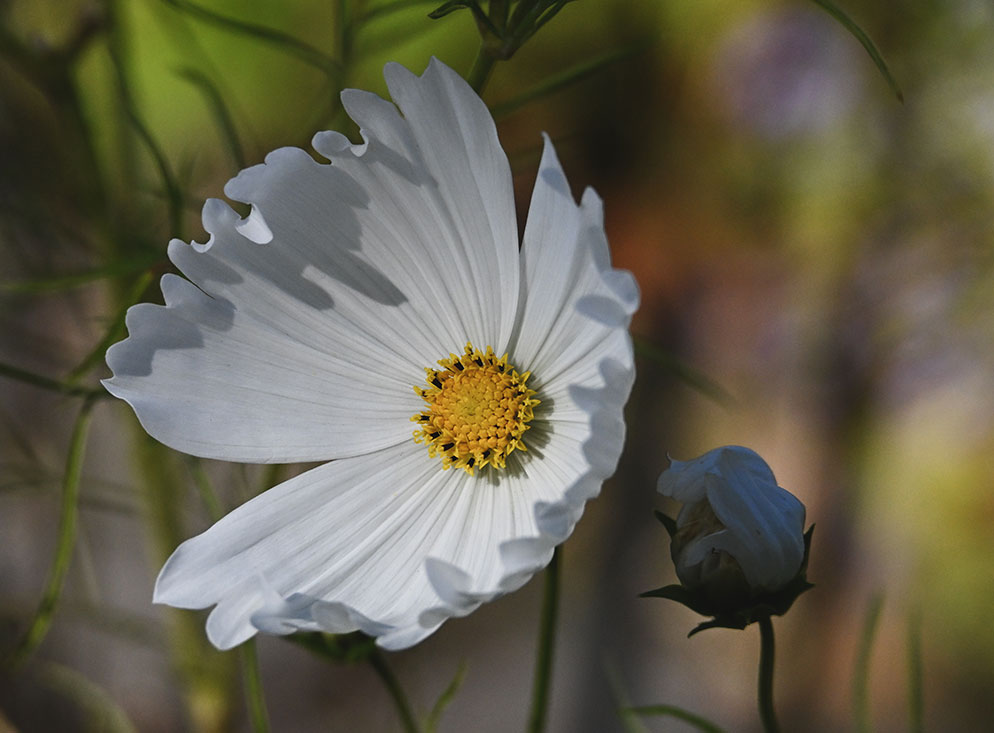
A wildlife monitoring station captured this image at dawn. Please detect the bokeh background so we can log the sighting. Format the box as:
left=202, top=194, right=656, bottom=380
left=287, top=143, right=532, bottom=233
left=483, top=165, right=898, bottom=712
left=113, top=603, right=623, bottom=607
left=2, top=0, right=994, bottom=730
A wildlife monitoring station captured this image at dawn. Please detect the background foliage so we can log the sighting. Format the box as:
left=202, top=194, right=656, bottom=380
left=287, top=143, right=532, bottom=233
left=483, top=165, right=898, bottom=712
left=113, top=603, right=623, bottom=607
left=2, top=0, right=993, bottom=730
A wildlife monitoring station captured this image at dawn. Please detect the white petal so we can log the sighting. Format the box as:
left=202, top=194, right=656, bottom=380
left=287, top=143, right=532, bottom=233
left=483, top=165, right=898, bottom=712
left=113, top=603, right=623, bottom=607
left=660, top=446, right=806, bottom=591
left=311, top=56, right=520, bottom=352
left=495, top=135, right=636, bottom=538
left=103, top=271, right=420, bottom=463
left=381, top=58, right=520, bottom=349
left=154, top=437, right=593, bottom=650
left=704, top=456, right=805, bottom=589
left=658, top=446, right=776, bottom=505
left=106, top=58, right=524, bottom=462
left=510, top=135, right=638, bottom=393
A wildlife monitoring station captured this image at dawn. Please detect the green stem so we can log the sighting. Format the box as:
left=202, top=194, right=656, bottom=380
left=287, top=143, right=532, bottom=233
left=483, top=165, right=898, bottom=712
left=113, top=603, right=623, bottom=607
left=0, top=361, right=104, bottom=399
left=368, top=649, right=421, bottom=733
left=7, top=396, right=97, bottom=668
left=527, top=546, right=561, bottom=733
left=186, top=457, right=223, bottom=521
left=240, top=640, right=270, bottom=733
left=757, top=615, right=780, bottom=733
left=854, top=594, right=883, bottom=733
left=907, top=606, right=923, bottom=733
left=466, top=44, right=497, bottom=95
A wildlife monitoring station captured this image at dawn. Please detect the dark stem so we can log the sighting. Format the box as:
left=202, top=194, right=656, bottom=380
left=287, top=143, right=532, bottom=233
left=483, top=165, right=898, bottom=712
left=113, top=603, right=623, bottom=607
left=466, top=44, right=497, bottom=95
left=527, top=546, right=561, bottom=733
left=757, top=615, right=780, bottom=733
left=239, top=640, right=270, bottom=733
left=368, top=649, right=421, bottom=733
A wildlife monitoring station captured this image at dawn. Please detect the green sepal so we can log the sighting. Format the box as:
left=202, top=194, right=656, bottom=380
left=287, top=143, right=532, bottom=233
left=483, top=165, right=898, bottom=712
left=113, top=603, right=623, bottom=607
left=287, top=631, right=377, bottom=664
left=644, top=526, right=816, bottom=636
left=653, top=509, right=678, bottom=539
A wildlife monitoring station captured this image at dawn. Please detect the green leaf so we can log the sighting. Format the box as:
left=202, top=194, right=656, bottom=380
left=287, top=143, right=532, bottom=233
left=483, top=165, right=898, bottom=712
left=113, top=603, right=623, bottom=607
left=0, top=253, right=160, bottom=295
left=603, top=661, right=649, bottom=733
left=809, top=0, right=903, bottom=102
left=492, top=42, right=652, bottom=119
left=429, top=0, right=499, bottom=37
left=428, top=0, right=482, bottom=19
left=286, top=631, right=378, bottom=665
left=643, top=526, right=816, bottom=635
left=38, top=661, right=139, bottom=733
left=176, top=67, right=245, bottom=169
left=6, top=397, right=96, bottom=668
left=633, top=337, right=735, bottom=406
left=425, top=661, right=467, bottom=733
left=627, top=705, right=726, bottom=733
left=160, top=0, right=341, bottom=75
left=106, top=30, right=185, bottom=238
left=0, top=362, right=104, bottom=399
left=360, top=1, right=440, bottom=24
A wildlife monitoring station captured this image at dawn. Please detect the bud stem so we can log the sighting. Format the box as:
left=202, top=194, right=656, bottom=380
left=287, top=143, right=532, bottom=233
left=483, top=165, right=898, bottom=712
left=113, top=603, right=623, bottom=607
left=758, top=615, right=781, bottom=733
left=467, top=44, right=497, bottom=95
left=527, top=546, right=561, bottom=733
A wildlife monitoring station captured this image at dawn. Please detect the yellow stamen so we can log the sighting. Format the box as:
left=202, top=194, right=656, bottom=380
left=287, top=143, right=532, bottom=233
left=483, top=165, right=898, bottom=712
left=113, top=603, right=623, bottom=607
left=412, top=343, right=538, bottom=475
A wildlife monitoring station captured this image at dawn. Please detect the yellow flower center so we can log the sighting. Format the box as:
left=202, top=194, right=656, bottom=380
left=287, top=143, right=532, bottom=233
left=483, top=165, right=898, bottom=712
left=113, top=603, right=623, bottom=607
left=412, top=343, right=538, bottom=475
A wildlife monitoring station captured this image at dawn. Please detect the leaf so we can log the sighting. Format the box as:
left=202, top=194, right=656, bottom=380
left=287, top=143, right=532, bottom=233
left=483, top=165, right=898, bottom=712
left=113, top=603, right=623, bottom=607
left=0, top=253, right=160, bottom=295
left=428, top=0, right=482, bottom=19
left=642, top=525, right=816, bottom=635
left=6, top=397, right=96, bottom=668
left=627, top=705, right=726, bottom=733
left=425, top=661, right=467, bottom=732
left=286, top=631, right=377, bottom=665
left=603, top=661, right=649, bottom=733
left=38, top=661, right=139, bottom=733
left=633, top=337, right=736, bottom=406
left=809, top=0, right=903, bottom=102
left=176, top=67, right=245, bottom=169
left=0, top=362, right=103, bottom=399
left=159, top=0, right=341, bottom=75
left=106, top=35, right=185, bottom=238
left=360, top=0, right=440, bottom=24
left=493, top=41, right=652, bottom=119
left=429, top=0, right=499, bottom=37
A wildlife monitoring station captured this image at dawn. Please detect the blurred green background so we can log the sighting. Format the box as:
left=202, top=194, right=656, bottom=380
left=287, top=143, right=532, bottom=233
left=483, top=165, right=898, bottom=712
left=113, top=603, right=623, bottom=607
left=2, top=0, right=993, bottom=730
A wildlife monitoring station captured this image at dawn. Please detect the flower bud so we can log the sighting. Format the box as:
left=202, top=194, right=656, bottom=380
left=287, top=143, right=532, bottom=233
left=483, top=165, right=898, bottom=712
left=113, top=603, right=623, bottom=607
left=645, top=446, right=812, bottom=633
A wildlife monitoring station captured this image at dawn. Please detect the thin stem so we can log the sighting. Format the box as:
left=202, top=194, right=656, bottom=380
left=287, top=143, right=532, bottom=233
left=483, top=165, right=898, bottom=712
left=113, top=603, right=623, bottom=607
left=240, top=640, right=270, bottom=733
left=466, top=44, right=497, bottom=95
left=0, top=361, right=104, bottom=399
left=854, top=594, right=884, bottom=733
left=368, top=649, right=421, bottom=733
left=7, top=396, right=97, bottom=668
left=186, top=457, right=223, bottom=521
left=907, top=606, right=924, bottom=733
left=527, top=546, right=561, bottom=733
left=757, top=615, right=780, bottom=733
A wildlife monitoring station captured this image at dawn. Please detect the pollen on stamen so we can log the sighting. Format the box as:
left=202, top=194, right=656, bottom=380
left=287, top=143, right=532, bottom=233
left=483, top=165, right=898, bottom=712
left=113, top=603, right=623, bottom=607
left=411, top=342, right=539, bottom=475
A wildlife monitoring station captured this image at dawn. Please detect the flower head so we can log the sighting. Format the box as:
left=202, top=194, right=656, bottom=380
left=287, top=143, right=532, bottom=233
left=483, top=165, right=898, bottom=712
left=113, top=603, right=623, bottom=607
left=103, top=58, right=638, bottom=650
left=646, top=446, right=812, bottom=633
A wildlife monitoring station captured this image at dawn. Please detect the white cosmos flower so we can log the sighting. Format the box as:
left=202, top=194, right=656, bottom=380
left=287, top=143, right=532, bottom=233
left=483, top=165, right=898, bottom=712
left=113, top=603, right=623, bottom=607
left=103, top=58, right=638, bottom=651
left=658, top=446, right=806, bottom=594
